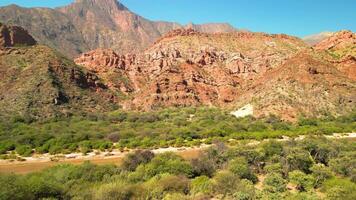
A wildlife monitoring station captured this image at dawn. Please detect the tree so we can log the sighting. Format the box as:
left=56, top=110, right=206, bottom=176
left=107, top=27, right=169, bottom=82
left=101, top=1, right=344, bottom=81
left=122, top=150, right=154, bottom=171
left=288, top=170, right=315, bottom=192
left=282, top=148, right=314, bottom=173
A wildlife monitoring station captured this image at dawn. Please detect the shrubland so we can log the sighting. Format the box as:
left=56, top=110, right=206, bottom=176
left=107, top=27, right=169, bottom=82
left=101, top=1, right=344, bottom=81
left=0, top=137, right=355, bottom=199
left=0, top=107, right=355, bottom=157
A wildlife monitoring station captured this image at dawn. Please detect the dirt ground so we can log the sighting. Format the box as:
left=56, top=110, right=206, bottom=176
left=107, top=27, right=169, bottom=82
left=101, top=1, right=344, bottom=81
left=0, top=148, right=202, bottom=174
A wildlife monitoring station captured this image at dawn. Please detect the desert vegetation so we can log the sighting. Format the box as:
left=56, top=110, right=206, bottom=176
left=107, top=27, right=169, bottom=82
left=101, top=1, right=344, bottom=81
left=0, top=136, right=355, bottom=199
left=0, top=107, right=355, bottom=158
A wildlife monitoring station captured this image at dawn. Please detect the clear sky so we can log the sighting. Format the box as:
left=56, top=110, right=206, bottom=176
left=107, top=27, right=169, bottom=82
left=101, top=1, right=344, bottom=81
left=0, top=0, right=355, bottom=37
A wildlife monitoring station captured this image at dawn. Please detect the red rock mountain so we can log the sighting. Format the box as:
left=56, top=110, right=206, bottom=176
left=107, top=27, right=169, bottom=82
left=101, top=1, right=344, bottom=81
left=313, top=30, right=356, bottom=81
left=74, top=29, right=355, bottom=120
left=0, top=0, right=236, bottom=58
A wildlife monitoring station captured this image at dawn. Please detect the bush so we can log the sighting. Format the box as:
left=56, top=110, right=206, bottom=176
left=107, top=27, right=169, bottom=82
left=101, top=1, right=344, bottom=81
left=213, top=171, right=240, bottom=197
left=142, top=174, right=190, bottom=199
left=0, top=174, right=33, bottom=200
left=262, top=140, right=283, bottom=158
left=288, top=170, right=315, bottom=191
left=16, top=145, right=33, bottom=157
left=228, top=157, right=258, bottom=183
left=190, top=155, right=216, bottom=177
left=298, top=118, right=318, bottom=126
left=310, top=164, right=333, bottom=187
left=322, top=178, right=356, bottom=200
left=122, top=150, right=155, bottom=171
left=191, top=176, right=213, bottom=195
left=136, top=153, right=194, bottom=179
left=94, top=182, right=134, bottom=200
left=283, top=148, right=314, bottom=173
left=0, top=141, right=16, bottom=154
left=232, top=179, right=256, bottom=200
left=263, top=173, right=287, bottom=193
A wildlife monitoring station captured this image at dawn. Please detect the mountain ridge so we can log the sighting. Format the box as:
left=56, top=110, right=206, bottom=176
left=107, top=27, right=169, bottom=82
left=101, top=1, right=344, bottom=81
left=0, top=0, right=237, bottom=58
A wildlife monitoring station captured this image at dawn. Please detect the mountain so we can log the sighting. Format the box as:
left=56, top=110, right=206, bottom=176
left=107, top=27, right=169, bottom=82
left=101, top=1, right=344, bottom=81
left=74, top=29, right=355, bottom=120
left=0, top=0, right=237, bottom=58
left=0, top=24, right=116, bottom=120
left=303, top=32, right=334, bottom=45
left=313, top=30, right=356, bottom=81
left=0, top=20, right=354, bottom=121
left=233, top=51, right=355, bottom=120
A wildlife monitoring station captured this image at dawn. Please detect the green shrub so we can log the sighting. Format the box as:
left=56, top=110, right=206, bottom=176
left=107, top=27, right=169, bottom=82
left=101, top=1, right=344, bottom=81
left=191, top=176, right=213, bottom=195
left=228, top=157, right=258, bottom=183
left=288, top=170, right=315, bottom=191
left=16, top=145, right=33, bottom=157
left=263, top=173, right=287, bottom=193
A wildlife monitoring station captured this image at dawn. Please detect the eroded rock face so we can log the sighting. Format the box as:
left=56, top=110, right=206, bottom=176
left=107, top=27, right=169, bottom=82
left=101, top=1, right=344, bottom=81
left=314, top=31, right=356, bottom=81
left=314, top=30, right=355, bottom=51
left=0, top=23, right=36, bottom=48
left=74, top=28, right=307, bottom=110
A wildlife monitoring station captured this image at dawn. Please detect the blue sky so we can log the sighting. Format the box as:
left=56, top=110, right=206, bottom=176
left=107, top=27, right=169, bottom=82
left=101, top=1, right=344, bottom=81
left=0, top=0, right=355, bottom=37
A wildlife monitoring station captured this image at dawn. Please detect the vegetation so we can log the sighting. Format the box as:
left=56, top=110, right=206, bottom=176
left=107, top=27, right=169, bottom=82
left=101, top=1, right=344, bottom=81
left=0, top=137, right=355, bottom=199
left=0, top=107, right=354, bottom=157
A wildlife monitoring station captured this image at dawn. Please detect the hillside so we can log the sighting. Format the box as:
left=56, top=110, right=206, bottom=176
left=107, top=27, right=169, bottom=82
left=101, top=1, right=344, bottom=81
left=0, top=0, right=237, bottom=58
left=74, top=29, right=356, bottom=120
left=0, top=24, right=116, bottom=120
left=232, top=50, right=356, bottom=120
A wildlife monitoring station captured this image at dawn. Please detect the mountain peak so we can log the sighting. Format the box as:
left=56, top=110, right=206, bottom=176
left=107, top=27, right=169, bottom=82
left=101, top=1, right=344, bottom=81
left=73, top=0, right=128, bottom=11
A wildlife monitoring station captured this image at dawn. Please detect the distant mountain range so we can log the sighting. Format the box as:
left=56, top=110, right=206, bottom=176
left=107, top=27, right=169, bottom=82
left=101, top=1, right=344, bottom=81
left=0, top=0, right=355, bottom=121
left=0, top=0, right=236, bottom=58
left=303, top=32, right=334, bottom=45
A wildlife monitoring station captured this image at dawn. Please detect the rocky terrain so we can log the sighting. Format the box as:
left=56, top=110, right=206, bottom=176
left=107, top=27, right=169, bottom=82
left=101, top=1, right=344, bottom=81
left=0, top=1, right=355, bottom=121
left=0, top=23, right=36, bottom=47
left=74, top=28, right=356, bottom=120
left=313, top=30, right=356, bottom=81
left=0, top=24, right=117, bottom=120
left=303, top=32, right=334, bottom=45
left=0, top=0, right=236, bottom=58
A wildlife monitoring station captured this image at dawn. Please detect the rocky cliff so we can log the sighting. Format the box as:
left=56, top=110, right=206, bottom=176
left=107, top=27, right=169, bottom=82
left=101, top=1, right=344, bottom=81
left=0, top=23, right=36, bottom=48
left=74, top=29, right=355, bottom=120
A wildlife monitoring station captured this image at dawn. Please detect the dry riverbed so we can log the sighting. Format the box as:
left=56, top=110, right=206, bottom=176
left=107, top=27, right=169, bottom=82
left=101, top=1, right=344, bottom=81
left=0, top=133, right=354, bottom=174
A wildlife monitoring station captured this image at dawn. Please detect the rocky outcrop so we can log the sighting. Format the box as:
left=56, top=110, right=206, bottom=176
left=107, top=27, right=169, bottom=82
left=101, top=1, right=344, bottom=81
left=314, top=30, right=355, bottom=51
left=313, top=31, right=356, bottom=81
left=0, top=23, right=36, bottom=48
left=74, top=29, right=309, bottom=111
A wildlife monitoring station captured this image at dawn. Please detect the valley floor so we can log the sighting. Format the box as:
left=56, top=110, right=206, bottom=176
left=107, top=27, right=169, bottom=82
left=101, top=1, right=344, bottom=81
left=1, top=132, right=354, bottom=174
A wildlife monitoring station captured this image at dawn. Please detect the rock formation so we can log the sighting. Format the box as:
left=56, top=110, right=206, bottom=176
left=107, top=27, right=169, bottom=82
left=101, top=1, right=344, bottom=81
left=0, top=23, right=36, bottom=48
